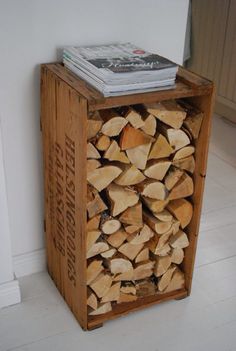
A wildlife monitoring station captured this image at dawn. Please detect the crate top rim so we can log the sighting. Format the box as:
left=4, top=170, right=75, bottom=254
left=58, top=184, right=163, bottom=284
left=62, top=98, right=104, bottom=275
left=41, top=63, right=214, bottom=111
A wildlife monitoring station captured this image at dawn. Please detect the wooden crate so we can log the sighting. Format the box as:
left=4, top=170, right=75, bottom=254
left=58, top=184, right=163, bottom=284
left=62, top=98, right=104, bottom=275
left=40, top=63, right=214, bottom=330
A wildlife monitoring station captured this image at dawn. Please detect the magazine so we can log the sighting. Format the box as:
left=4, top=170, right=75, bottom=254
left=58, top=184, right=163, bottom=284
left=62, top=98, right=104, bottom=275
left=63, top=43, right=178, bottom=96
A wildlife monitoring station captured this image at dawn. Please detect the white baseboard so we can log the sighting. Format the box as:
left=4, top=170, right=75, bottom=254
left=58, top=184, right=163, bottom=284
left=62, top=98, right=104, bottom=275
left=0, top=279, right=21, bottom=309
left=13, top=249, right=46, bottom=278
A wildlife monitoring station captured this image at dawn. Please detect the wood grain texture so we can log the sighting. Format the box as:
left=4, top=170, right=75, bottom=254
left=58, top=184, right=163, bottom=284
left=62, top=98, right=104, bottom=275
left=43, top=64, right=212, bottom=111
left=41, top=66, right=88, bottom=329
left=183, top=89, right=215, bottom=295
left=41, top=68, right=60, bottom=288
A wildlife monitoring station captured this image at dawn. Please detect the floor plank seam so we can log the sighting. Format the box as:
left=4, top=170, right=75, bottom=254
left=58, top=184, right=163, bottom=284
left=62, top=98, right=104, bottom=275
left=196, top=254, right=236, bottom=269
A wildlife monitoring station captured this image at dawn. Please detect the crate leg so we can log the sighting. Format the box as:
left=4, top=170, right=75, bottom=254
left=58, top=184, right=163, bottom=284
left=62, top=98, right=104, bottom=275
left=175, top=295, right=188, bottom=301
left=87, top=323, right=103, bottom=331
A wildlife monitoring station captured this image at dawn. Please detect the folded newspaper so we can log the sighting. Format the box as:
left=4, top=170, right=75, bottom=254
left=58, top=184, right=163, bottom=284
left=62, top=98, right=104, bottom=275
left=63, top=43, right=178, bottom=97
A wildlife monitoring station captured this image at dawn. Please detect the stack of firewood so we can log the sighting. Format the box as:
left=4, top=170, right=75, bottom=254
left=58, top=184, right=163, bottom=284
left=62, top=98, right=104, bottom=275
left=86, top=100, right=203, bottom=316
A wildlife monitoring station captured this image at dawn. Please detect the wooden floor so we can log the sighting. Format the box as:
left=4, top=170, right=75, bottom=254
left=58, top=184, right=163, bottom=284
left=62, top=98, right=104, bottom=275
left=1, top=115, right=236, bottom=351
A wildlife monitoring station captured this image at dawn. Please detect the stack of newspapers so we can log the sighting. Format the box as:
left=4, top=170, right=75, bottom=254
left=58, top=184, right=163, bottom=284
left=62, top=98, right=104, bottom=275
left=63, top=43, right=178, bottom=97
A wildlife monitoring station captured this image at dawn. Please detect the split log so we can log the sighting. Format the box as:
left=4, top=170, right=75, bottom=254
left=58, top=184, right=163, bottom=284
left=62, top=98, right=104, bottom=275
left=124, top=224, right=142, bottom=234
left=154, top=255, right=172, bottom=277
left=109, top=258, right=133, bottom=275
left=172, top=219, right=181, bottom=235
left=107, top=184, right=139, bottom=216
left=87, top=113, right=103, bottom=140
left=146, top=100, right=186, bottom=129
left=156, top=243, right=171, bottom=256
left=87, top=260, right=103, bottom=285
left=119, top=202, right=143, bottom=226
left=87, top=290, right=98, bottom=310
left=165, top=268, right=185, bottom=292
left=101, top=282, right=121, bottom=303
left=129, top=224, right=154, bottom=245
left=89, top=302, right=112, bottom=315
left=147, top=229, right=172, bottom=256
left=118, top=242, right=144, bottom=260
left=114, top=164, right=146, bottom=186
left=169, top=230, right=189, bottom=249
left=133, top=261, right=155, bottom=280
left=120, top=283, right=136, bottom=295
left=144, top=160, right=171, bottom=181
left=120, top=106, right=145, bottom=128
left=143, top=211, right=172, bottom=234
left=183, top=113, right=203, bottom=139
left=153, top=209, right=173, bottom=222
left=135, top=248, right=149, bottom=263
left=87, top=159, right=101, bottom=173
left=104, top=140, right=130, bottom=164
left=101, top=217, right=121, bottom=235
left=170, top=248, right=184, bottom=264
left=164, top=167, right=184, bottom=191
left=136, top=280, right=156, bottom=297
left=101, top=116, right=128, bottom=137
left=126, top=142, right=152, bottom=170
left=148, top=133, right=173, bottom=160
left=90, top=273, right=113, bottom=298
left=173, top=155, right=195, bottom=174
left=113, top=269, right=134, bottom=281
left=120, top=125, right=154, bottom=150
left=157, top=124, right=190, bottom=151
left=87, top=215, right=101, bottom=231
left=142, top=196, right=169, bottom=214
left=100, top=248, right=116, bottom=258
left=87, top=230, right=101, bottom=252
left=168, top=173, right=194, bottom=200
left=167, top=199, right=193, bottom=228
left=86, top=241, right=109, bottom=259
left=95, top=135, right=111, bottom=151
left=87, top=189, right=107, bottom=219
left=158, top=265, right=176, bottom=292
left=173, top=146, right=195, bottom=160
left=141, top=114, right=157, bottom=136
left=107, top=230, right=128, bottom=248
left=87, top=143, right=101, bottom=159
left=87, top=165, right=122, bottom=192
left=178, top=100, right=203, bottom=139
left=130, top=104, right=156, bottom=135
left=137, top=180, right=168, bottom=200
left=181, top=125, right=193, bottom=142
left=117, top=293, right=137, bottom=303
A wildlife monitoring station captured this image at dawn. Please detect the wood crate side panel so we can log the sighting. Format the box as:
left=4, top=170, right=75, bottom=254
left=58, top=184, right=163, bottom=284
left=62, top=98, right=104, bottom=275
left=67, top=88, right=88, bottom=329
left=55, top=79, right=88, bottom=329
left=183, top=89, right=215, bottom=293
left=41, top=68, right=61, bottom=287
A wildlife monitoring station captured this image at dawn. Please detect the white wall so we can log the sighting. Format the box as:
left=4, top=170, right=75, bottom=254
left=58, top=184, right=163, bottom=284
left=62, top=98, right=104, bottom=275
left=0, top=122, right=21, bottom=308
left=0, top=123, right=14, bottom=283
left=0, top=0, right=189, bottom=261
